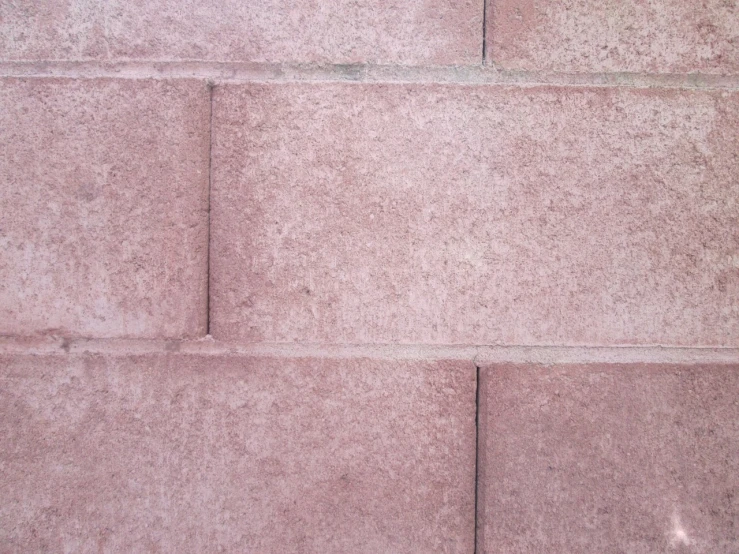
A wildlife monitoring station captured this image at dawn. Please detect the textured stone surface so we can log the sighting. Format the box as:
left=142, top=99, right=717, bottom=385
left=0, top=78, right=209, bottom=338
left=0, top=0, right=107, bottom=61
left=477, top=363, right=739, bottom=553
left=487, top=0, right=739, bottom=74
left=0, top=352, right=476, bottom=552
left=211, top=83, right=739, bottom=346
left=0, top=0, right=481, bottom=65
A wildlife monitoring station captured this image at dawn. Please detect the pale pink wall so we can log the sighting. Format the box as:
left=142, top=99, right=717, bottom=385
left=1, top=1, right=737, bottom=552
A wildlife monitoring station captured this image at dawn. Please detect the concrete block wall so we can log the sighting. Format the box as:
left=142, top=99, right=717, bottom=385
left=1, top=1, right=737, bottom=552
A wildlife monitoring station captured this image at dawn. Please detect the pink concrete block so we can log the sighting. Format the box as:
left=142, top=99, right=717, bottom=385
left=488, top=0, right=739, bottom=74
left=0, top=0, right=481, bottom=65
left=477, top=363, right=739, bottom=553
left=0, top=352, right=476, bottom=552
left=0, top=0, right=107, bottom=61
left=210, top=83, right=739, bottom=346
left=0, top=78, right=209, bottom=338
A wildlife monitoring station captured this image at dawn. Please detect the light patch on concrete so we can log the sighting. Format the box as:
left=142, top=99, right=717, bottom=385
left=669, top=512, right=694, bottom=548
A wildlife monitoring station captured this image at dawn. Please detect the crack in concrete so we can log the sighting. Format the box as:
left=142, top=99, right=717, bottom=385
left=206, top=80, right=214, bottom=336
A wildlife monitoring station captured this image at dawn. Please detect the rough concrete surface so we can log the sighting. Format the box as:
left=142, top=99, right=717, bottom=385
left=0, top=0, right=481, bottom=65
left=477, top=363, right=739, bottom=553
left=2, top=0, right=739, bottom=551
left=488, top=0, right=739, bottom=74
left=0, top=78, right=209, bottom=338
left=0, top=353, right=476, bottom=553
left=210, top=82, right=739, bottom=346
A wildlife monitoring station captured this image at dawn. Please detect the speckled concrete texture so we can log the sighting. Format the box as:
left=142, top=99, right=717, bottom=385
left=210, top=83, right=739, bottom=346
left=4, top=1, right=739, bottom=550
left=0, top=353, right=476, bottom=553
left=477, top=363, right=739, bottom=553
left=0, top=0, right=481, bottom=65
left=0, top=78, right=209, bottom=338
left=488, top=0, right=739, bottom=74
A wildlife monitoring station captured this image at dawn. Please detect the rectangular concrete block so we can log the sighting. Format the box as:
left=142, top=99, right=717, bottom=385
left=0, top=352, right=476, bottom=553
left=0, top=78, right=209, bottom=338
left=210, top=83, right=739, bottom=346
left=487, top=0, right=739, bottom=74
left=477, top=363, right=739, bottom=553
left=0, top=0, right=481, bottom=65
